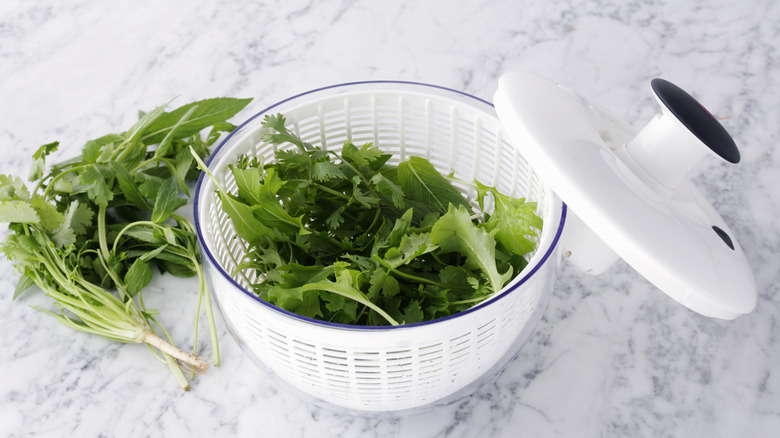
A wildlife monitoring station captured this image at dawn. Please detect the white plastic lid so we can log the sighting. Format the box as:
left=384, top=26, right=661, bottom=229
left=493, top=71, right=757, bottom=320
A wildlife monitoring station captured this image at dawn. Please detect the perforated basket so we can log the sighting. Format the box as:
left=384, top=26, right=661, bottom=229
left=194, top=81, right=566, bottom=412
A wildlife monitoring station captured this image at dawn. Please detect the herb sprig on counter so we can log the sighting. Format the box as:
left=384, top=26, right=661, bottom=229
left=0, top=97, right=251, bottom=389
left=194, top=114, right=542, bottom=326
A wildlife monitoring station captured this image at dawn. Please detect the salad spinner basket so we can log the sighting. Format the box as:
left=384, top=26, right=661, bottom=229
left=194, top=81, right=565, bottom=412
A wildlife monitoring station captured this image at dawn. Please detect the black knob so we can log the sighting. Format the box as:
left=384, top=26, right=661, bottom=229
left=651, top=78, right=740, bottom=164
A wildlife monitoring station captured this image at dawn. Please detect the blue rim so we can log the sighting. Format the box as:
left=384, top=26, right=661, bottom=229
left=193, top=80, right=568, bottom=331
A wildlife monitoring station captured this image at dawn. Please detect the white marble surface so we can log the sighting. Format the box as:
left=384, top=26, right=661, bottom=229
left=1, top=0, right=779, bottom=436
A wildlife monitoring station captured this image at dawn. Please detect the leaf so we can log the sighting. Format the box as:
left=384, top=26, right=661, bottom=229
left=124, top=103, right=169, bottom=143
left=475, top=181, right=543, bottom=255
left=342, top=142, right=383, bottom=167
left=0, top=175, right=31, bottom=201
left=438, top=265, right=478, bottom=301
left=50, top=201, right=94, bottom=247
left=312, top=161, right=345, bottom=182
left=141, top=98, right=252, bottom=145
left=80, top=164, right=114, bottom=208
left=370, top=173, right=404, bottom=208
left=229, top=165, right=264, bottom=205
left=155, top=106, right=198, bottom=159
left=13, top=275, right=35, bottom=300
left=110, top=162, right=151, bottom=209
left=261, top=114, right=314, bottom=151
left=382, top=233, right=438, bottom=268
left=298, top=265, right=399, bottom=326
left=33, top=141, right=60, bottom=160
left=217, top=191, right=274, bottom=245
left=28, top=141, right=59, bottom=181
left=125, top=258, right=153, bottom=297
left=351, top=185, right=379, bottom=208
left=430, top=204, right=512, bottom=294
left=0, top=201, right=39, bottom=224
left=402, top=300, right=424, bottom=324
left=368, top=269, right=400, bottom=298
left=173, top=148, right=194, bottom=195
left=397, top=156, right=470, bottom=219
left=136, top=173, right=164, bottom=200
left=245, top=168, right=309, bottom=235
left=325, top=206, right=345, bottom=229
left=151, top=177, right=187, bottom=223
left=30, top=195, right=64, bottom=231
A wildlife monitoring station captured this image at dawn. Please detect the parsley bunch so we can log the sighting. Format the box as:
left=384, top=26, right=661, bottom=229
left=195, top=114, right=543, bottom=326
left=0, top=97, right=251, bottom=389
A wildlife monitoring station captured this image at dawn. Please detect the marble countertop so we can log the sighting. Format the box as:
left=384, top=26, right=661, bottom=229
left=1, top=0, right=779, bottom=436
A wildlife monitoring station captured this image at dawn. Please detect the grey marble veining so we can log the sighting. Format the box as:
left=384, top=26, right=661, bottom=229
left=1, top=0, right=779, bottom=437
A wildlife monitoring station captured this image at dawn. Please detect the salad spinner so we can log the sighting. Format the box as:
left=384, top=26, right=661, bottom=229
left=194, top=72, right=756, bottom=413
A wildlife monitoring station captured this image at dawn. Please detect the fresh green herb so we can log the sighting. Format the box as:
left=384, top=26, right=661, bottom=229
left=1, top=97, right=251, bottom=389
left=194, top=113, right=542, bottom=326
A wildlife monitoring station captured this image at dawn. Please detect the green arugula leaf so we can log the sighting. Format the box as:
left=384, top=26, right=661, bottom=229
left=151, top=177, right=187, bottom=223
left=430, top=204, right=512, bottom=294
left=230, top=165, right=264, bottom=205
left=246, top=168, right=309, bottom=235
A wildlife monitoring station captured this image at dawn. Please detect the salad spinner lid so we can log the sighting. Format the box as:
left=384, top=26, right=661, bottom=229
left=493, top=71, right=757, bottom=320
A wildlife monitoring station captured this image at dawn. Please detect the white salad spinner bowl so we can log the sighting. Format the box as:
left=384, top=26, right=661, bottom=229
left=195, top=74, right=757, bottom=413
left=194, top=80, right=566, bottom=413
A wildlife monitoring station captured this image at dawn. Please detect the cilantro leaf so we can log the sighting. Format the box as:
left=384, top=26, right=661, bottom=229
left=30, top=195, right=64, bottom=231
left=80, top=164, right=114, bottom=208
left=342, top=142, right=383, bottom=167
left=312, top=161, right=346, bottom=182
left=0, top=200, right=39, bottom=224
left=0, top=175, right=31, bottom=201
left=28, top=141, right=59, bottom=181
left=50, top=200, right=94, bottom=247
left=370, top=173, right=405, bottom=208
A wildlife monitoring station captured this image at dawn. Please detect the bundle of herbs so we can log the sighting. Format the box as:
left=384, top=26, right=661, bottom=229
left=194, top=114, right=543, bottom=326
left=0, top=97, right=251, bottom=389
